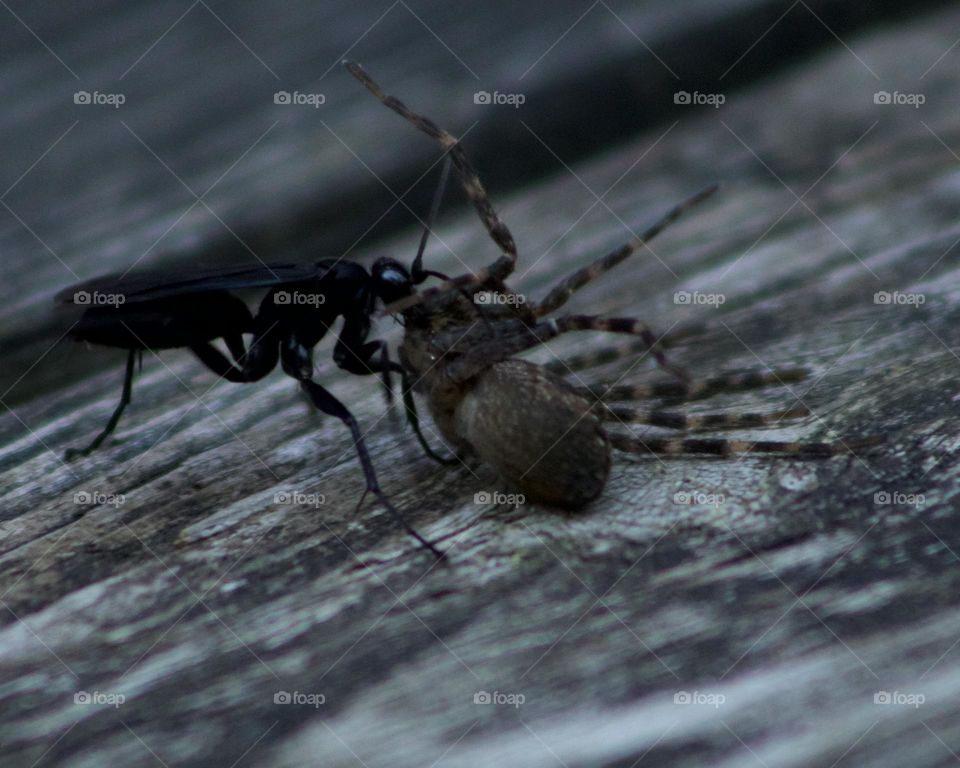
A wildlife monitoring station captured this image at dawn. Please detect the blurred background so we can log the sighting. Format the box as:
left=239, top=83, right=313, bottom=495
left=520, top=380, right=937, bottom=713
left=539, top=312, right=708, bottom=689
left=0, top=0, right=946, bottom=402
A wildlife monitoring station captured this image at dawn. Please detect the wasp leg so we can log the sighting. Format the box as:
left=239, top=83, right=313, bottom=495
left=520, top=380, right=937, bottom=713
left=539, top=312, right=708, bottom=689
left=400, top=366, right=458, bottom=465
left=298, top=376, right=444, bottom=558
left=65, top=349, right=136, bottom=459
left=188, top=342, right=248, bottom=382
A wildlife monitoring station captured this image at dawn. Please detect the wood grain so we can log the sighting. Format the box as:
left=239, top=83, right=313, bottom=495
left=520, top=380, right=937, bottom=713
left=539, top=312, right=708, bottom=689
left=2, top=2, right=960, bottom=767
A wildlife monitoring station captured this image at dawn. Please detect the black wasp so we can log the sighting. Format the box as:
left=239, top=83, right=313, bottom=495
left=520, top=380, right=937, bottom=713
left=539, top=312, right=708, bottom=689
left=57, top=158, right=457, bottom=557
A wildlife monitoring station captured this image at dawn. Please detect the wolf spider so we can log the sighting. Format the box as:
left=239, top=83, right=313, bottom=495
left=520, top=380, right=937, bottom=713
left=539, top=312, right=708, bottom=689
left=348, top=62, right=875, bottom=530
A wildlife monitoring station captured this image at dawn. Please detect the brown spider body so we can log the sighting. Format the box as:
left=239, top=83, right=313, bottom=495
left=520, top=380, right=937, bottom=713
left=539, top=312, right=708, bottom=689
left=400, top=299, right=611, bottom=506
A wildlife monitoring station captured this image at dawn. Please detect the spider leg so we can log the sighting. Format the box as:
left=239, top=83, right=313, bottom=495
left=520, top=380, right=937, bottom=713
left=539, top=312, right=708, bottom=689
left=447, top=314, right=685, bottom=382
left=598, top=404, right=809, bottom=429
left=571, top=368, right=809, bottom=403
left=345, top=61, right=517, bottom=312
left=608, top=433, right=881, bottom=457
left=531, top=184, right=718, bottom=318
left=543, top=326, right=705, bottom=375
left=544, top=338, right=655, bottom=375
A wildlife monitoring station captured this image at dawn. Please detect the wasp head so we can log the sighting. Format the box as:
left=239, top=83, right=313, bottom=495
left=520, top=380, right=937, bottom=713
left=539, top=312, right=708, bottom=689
left=370, top=257, right=414, bottom=310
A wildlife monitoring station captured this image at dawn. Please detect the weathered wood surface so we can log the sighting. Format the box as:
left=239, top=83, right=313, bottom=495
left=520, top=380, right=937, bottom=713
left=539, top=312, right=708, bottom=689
left=3, top=2, right=960, bottom=767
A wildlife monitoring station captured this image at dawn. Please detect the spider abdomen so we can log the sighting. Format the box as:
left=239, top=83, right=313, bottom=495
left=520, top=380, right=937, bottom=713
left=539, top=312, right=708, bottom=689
left=453, top=359, right=610, bottom=508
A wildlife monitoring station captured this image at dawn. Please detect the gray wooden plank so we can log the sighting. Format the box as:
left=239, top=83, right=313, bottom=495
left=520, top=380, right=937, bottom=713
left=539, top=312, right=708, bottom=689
left=3, top=2, right=960, bottom=767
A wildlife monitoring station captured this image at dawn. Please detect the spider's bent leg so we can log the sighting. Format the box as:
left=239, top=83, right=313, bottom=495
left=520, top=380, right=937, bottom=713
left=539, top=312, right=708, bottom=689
left=345, top=61, right=518, bottom=313
left=474, top=276, right=528, bottom=307
left=596, top=404, right=809, bottom=430
left=530, top=184, right=718, bottom=318
left=447, top=314, right=686, bottom=383
left=544, top=338, right=656, bottom=375
left=608, top=433, right=882, bottom=456
left=542, top=319, right=725, bottom=376
left=571, top=368, right=809, bottom=404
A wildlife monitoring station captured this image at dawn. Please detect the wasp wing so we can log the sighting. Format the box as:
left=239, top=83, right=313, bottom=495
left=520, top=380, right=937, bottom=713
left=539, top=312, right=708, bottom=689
left=55, top=260, right=342, bottom=304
